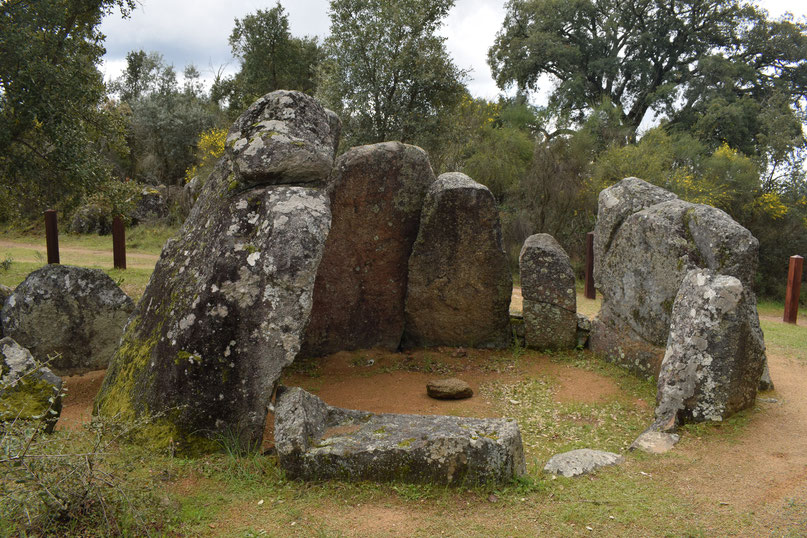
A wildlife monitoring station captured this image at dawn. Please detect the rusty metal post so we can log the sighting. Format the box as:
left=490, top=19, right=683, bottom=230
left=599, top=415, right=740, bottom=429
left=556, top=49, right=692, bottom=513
left=44, top=209, right=59, bottom=264
left=112, top=216, right=126, bottom=270
left=784, top=255, right=803, bottom=324
left=584, top=231, right=596, bottom=300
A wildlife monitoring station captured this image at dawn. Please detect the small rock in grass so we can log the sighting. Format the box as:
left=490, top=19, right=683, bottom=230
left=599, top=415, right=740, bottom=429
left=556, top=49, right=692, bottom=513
left=629, top=431, right=680, bottom=454
left=543, top=449, right=624, bottom=477
left=427, top=378, right=473, bottom=400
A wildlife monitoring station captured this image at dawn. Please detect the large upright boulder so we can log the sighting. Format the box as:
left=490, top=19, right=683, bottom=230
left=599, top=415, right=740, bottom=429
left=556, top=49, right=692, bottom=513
left=403, top=173, right=511, bottom=348
left=1, top=337, right=63, bottom=433
left=519, top=234, right=577, bottom=350
left=0, top=284, right=12, bottom=337
left=301, top=142, right=435, bottom=356
left=95, top=91, right=339, bottom=453
left=1, top=265, right=134, bottom=375
left=653, top=269, right=766, bottom=431
left=590, top=178, right=761, bottom=378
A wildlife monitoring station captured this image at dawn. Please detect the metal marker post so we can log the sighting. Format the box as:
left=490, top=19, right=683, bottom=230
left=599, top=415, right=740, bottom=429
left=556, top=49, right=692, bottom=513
left=112, top=216, right=126, bottom=270
left=784, top=255, right=803, bottom=324
left=584, top=231, right=596, bottom=300
left=44, top=209, right=59, bottom=264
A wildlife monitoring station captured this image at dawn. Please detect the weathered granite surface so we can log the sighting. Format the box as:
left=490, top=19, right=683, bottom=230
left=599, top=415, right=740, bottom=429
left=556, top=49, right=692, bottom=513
left=426, top=378, right=473, bottom=400
left=275, top=387, right=526, bottom=485
left=629, top=431, right=680, bottom=454
left=404, top=173, right=511, bottom=349
left=653, top=269, right=766, bottom=431
left=95, top=91, right=339, bottom=453
left=1, top=265, right=134, bottom=375
left=1, top=337, right=62, bottom=433
left=543, top=449, right=624, bottom=477
left=302, top=142, right=435, bottom=356
left=519, top=234, right=577, bottom=350
left=0, top=284, right=12, bottom=337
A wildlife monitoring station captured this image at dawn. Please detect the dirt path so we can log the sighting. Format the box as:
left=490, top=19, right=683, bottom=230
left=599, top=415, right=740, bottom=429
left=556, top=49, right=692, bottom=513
left=0, top=239, right=160, bottom=264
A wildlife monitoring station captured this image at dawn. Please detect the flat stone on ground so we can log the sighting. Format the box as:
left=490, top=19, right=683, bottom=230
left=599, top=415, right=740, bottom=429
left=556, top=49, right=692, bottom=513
left=543, top=449, right=625, bottom=477
left=426, top=378, right=473, bottom=400
left=275, top=387, right=525, bottom=485
left=629, top=431, right=680, bottom=454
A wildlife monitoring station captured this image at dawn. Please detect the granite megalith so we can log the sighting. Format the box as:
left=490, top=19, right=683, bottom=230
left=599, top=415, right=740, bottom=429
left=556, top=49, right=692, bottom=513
left=404, top=172, right=511, bottom=348
left=1, top=337, right=63, bottom=433
left=590, top=177, right=764, bottom=379
left=95, top=91, right=339, bottom=453
left=519, top=234, right=577, bottom=350
left=0, top=284, right=12, bottom=337
left=274, top=386, right=525, bottom=485
left=1, top=265, right=134, bottom=375
left=301, top=142, right=435, bottom=356
left=653, top=269, right=766, bottom=431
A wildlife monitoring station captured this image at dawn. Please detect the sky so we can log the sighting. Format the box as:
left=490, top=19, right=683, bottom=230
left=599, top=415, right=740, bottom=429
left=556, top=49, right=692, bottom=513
left=99, top=0, right=807, bottom=102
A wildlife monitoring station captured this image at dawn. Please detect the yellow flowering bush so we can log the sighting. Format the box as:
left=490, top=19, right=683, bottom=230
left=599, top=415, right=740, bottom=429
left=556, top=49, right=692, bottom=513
left=184, top=127, right=227, bottom=185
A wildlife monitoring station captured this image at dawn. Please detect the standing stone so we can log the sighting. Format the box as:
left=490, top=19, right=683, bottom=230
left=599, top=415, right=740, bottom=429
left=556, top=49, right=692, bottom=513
left=301, top=142, right=435, bottom=356
left=403, top=173, right=511, bottom=348
left=591, top=178, right=761, bottom=378
left=130, top=187, right=168, bottom=224
left=95, top=91, right=339, bottom=453
left=653, top=269, right=766, bottom=431
left=519, top=234, right=577, bottom=350
left=0, top=284, right=12, bottom=337
left=1, top=337, right=63, bottom=433
left=1, top=265, right=134, bottom=375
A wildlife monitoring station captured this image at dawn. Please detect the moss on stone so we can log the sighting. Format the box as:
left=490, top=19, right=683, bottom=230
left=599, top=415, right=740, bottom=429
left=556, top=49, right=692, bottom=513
left=0, top=377, right=57, bottom=422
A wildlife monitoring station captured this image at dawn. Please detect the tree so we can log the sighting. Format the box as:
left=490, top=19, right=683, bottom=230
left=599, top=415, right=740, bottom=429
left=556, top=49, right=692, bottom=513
left=212, top=3, right=320, bottom=114
left=0, top=0, right=135, bottom=220
left=317, top=0, right=468, bottom=150
left=113, top=52, right=221, bottom=185
left=489, top=0, right=807, bottom=146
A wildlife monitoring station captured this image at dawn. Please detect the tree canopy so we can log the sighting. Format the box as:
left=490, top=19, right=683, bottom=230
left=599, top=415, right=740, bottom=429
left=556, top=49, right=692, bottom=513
left=0, top=0, right=135, bottom=217
left=317, top=0, right=468, bottom=150
left=488, top=0, right=807, bottom=149
left=212, top=3, right=320, bottom=114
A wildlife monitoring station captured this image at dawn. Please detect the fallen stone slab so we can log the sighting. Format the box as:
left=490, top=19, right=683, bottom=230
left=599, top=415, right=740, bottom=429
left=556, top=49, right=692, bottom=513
left=1, top=337, right=63, bottom=433
left=426, top=378, right=473, bottom=400
left=629, top=431, right=680, bottom=454
left=1, top=265, right=134, bottom=375
left=275, top=387, right=525, bottom=485
left=543, top=449, right=624, bottom=477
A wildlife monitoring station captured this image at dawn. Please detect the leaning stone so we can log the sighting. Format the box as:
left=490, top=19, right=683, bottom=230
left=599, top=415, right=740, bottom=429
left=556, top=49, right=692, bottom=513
left=758, top=364, right=774, bottom=391
left=653, top=269, right=766, bottom=431
left=426, top=378, right=473, bottom=400
left=629, top=431, right=680, bottom=454
left=95, top=91, right=338, bottom=453
left=275, top=387, right=525, bottom=485
left=404, top=173, right=511, bottom=348
left=1, top=337, right=62, bottom=433
left=1, top=265, right=134, bottom=375
left=302, top=142, right=435, bottom=356
left=543, top=449, right=624, bottom=477
left=519, top=234, right=577, bottom=350
left=225, top=90, right=340, bottom=187
left=592, top=178, right=762, bottom=377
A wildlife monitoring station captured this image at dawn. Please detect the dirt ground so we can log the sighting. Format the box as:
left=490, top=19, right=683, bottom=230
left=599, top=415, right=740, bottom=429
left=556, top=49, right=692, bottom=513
left=54, top=297, right=807, bottom=536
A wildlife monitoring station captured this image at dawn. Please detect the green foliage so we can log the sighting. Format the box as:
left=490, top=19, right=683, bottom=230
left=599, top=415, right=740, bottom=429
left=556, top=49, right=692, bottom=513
left=318, top=0, right=467, bottom=152
left=76, top=178, right=143, bottom=226
left=213, top=3, right=320, bottom=115
left=0, top=0, right=135, bottom=221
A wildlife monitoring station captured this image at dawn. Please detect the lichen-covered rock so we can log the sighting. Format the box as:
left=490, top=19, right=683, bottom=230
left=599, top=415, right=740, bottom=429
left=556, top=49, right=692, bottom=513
left=1, top=337, right=62, bottom=433
left=403, top=173, right=511, bottom=348
left=0, top=284, right=12, bottom=337
left=301, top=142, right=435, bottom=356
left=653, top=269, right=766, bottom=431
left=95, top=91, right=339, bottom=453
left=426, top=378, right=473, bottom=400
left=130, top=187, right=168, bottom=224
left=629, top=431, right=679, bottom=454
left=275, top=387, right=525, bottom=485
left=1, top=265, right=134, bottom=375
left=519, top=234, right=577, bottom=350
left=543, top=449, right=624, bottom=477
left=225, top=90, right=340, bottom=187
left=576, top=313, right=591, bottom=349
left=591, top=178, right=762, bottom=378
left=69, top=202, right=112, bottom=235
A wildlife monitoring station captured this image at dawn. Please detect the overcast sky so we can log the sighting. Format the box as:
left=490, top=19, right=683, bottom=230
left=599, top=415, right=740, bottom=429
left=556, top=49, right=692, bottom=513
left=99, top=0, right=807, bottom=102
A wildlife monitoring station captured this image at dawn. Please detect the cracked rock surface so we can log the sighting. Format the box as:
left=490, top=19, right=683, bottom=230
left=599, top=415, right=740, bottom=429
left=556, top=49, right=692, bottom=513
left=275, top=386, right=526, bottom=485
left=543, top=449, right=624, bottom=477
